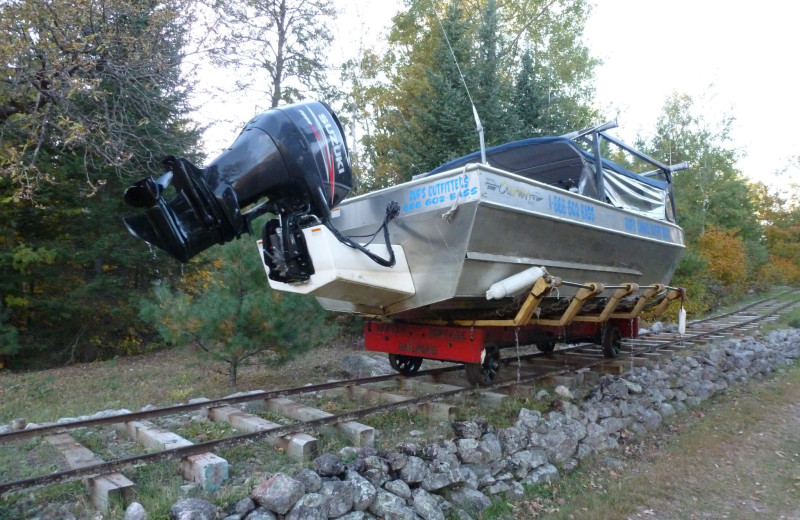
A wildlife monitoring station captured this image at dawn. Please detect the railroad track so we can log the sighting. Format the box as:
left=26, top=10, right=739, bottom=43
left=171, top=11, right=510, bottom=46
left=2, top=290, right=799, bottom=504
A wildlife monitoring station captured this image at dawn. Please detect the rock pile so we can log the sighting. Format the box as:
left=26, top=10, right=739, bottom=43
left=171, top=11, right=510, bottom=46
left=149, top=329, right=800, bottom=519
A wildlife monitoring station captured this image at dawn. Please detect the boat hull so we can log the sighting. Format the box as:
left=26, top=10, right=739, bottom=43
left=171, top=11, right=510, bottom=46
left=317, top=163, right=684, bottom=319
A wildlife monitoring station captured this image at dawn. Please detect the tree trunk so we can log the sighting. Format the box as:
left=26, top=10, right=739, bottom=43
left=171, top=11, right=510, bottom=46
left=228, top=359, right=238, bottom=387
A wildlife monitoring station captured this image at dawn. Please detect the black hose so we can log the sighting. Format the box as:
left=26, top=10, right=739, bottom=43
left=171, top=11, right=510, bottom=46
left=324, top=201, right=400, bottom=268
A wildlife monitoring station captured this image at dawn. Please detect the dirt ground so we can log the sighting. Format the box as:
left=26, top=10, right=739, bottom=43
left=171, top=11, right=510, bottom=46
left=3, top=333, right=800, bottom=520
left=0, top=336, right=363, bottom=425
left=539, top=363, right=800, bottom=520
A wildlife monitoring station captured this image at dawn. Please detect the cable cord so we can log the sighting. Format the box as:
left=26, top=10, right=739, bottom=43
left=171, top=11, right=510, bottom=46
left=324, top=201, right=401, bottom=268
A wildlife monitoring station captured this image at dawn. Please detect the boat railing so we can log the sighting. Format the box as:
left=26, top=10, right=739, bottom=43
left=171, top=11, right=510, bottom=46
left=565, top=124, right=689, bottom=222
left=560, top=120, right=620, bottom=141
left=593, top=131, right=690, bottom=181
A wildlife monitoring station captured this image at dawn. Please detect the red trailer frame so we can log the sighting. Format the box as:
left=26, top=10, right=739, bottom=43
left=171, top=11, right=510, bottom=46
left=363, top=274, right=681, bottom=386
left=364, top=320, right=636, bottom=364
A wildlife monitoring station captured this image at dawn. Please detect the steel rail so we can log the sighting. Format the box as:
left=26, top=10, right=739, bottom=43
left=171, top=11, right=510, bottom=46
left=3, top=289, right=794, bottom=445
left=0, top=365, right=466, bottom=444
left=1, top=291, right=798, bottom=496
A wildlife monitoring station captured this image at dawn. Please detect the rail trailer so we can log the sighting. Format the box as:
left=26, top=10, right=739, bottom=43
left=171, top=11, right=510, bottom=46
left=122, top=101, right=686, bottom=385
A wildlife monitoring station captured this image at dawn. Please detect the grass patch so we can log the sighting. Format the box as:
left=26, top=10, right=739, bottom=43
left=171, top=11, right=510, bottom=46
left=371, top=408, right=449, bottom=449
left=119, top=461, right=185, bottom=518
left=0, top=341, right=356, bottom=425
left=170, top=419, right=236, bottom=444
left=456, top=394, right=545, bottom=426
left=0, top=480, right=87, bottom=519
left=0, top=348, right=225, bottom=424
left=72, top=428, right=141, bottom=462
left=762, top=307, right=800, bottom=334
left=0, top=437, right=65, bottom=482
left=476, top=362, right=800, bottom=519
left=3, top=296, right=799, bottom=519
left=707, top=285, right=796, bottom=318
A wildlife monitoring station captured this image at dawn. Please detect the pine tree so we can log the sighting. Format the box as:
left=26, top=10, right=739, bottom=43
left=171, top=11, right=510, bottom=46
left=363, top=0, right=599, bottom=185
left=474, top=0, right=514, bottom=146
left=386, top=1, right=477, bottom=178
left=0, top=0, right=201, bottom=368
left=512, top=49, right=547, bottom=138
left=140, top=234, right=335, bottom=387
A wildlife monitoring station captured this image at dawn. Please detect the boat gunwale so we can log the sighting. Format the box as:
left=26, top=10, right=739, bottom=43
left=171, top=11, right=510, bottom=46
left=476, top=198, right=686, bottom=249
left=338, top=162, right=683, bottom=236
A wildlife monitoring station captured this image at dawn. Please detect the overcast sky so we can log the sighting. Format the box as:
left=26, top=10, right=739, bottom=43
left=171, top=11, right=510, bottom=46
left=200, top=0, right=799, bottom=189
left=584, top=0, right=799, bottom=187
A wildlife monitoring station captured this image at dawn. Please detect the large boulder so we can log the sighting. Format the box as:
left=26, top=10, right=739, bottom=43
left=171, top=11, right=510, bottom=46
left=411, top=489, right=445, bottom=520
left=342, top=354, right=394, bottom=377
left=285, top=493, right=328, bottom=520
left=497, top=426, right=527, bottom=456
left=445, top=488, right=491, bottom=516
left=345, top=470, right=377, bottom=511
left=520, top=463, right=560, bottom=486
left=384, top=479, right=412, bottom=500
left=245, top=508, right=278, bottom=520
left=399, top=456, right=428, bottom=484
left=322, top=480, right=356, bottom=518
left=170, top=498, right=216, bottom=520
left=451, top=420, right=482, bottom=439
left=251, top=473, right=305, bottom=515
left=295, top=468, right=322, bottom=494
left=369, top=489, right=408, bottom=518
left=124, top=502, right=147, bottom=520
left=314, top=453, right=344, bottom=477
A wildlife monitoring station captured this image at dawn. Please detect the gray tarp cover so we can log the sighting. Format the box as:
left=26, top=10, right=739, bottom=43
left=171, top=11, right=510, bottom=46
left=427, top=137, right=669, bottom=220
left=599, top=166, right=667, bottom=220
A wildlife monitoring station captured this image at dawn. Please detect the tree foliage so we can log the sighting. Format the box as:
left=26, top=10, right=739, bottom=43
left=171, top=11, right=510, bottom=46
left=385, top=1, right=477, bottom=179
left=642, top=93, right=768, bottom=312
left=212, top=0, right=338, bottom=109
left=505, top=0, right=599, bottom=138
left=754, top=181, right=800, bottom=284
left=0, top=0, right=201, bottom=198
left=647, top=95, right=760, bottom=244
left=348, top=0, right=599, bottom=188
left=140, top=235, right=335, bottom=386
left=696, top=226, right=747, bottom=292
left=0, top=0, right=202, bottom=368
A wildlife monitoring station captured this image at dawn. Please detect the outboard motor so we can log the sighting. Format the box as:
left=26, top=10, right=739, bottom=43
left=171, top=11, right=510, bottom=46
left=123, top=101, right=352, bottom=282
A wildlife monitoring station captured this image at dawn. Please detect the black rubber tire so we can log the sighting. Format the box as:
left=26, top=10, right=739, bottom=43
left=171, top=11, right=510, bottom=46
left=536, top=340, right=556, bottom=353
left=602, top=325, right=622, bottom=358
left=464, top=344, right=501, bottom=386
left=388, top=354, right=423, bottom=375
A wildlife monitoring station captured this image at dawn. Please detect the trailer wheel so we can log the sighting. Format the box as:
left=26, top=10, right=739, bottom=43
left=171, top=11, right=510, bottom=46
left=602, top=325, right=622, bottom=358
left=465, top=345, right=500, bottom=387
left=389, top=354, right=423, bottom=375
left=536, top=340, right=556, bottom=353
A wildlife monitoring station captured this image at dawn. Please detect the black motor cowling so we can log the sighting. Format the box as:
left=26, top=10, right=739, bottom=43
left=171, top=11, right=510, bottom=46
left=123, top=101, right=352, bottom=263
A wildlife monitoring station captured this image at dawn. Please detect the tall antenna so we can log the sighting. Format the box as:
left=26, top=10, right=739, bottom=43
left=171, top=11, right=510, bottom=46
left=430, top=5, right=487, bottom=164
